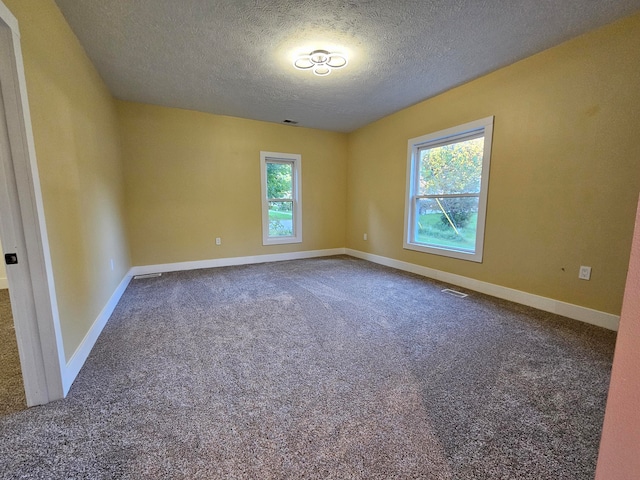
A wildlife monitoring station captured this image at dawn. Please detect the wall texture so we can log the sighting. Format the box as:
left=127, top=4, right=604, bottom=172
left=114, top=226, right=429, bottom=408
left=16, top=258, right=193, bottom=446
left=595, top=195, right=640, bottom=479
left=117, top=101, right=347, bottom=266
left=4, top=0, right=130, bottom=361
left=346, top=13, right=640, bottom=315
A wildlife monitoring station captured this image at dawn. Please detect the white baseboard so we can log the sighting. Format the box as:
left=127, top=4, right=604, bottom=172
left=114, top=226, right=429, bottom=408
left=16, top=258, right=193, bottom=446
left=58, top=246, right=617, bottom=396
left=129, top=248, right=347, bottom=276
left=61, top=248, right=345, bottom=394
left=62, top=273, right=132, bottom=394
left=0, top=277, right=7, bottom=289
left=345, top=249, right=620, bottom=331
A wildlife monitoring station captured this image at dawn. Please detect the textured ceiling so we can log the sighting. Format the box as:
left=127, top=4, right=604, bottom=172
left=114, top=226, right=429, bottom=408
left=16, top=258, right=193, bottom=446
left=53, top=0, right=640, bottom=132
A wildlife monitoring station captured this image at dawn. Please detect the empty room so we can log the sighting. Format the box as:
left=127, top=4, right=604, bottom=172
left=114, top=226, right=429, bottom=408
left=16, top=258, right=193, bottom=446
left=0, top=1, right=639, bottom=479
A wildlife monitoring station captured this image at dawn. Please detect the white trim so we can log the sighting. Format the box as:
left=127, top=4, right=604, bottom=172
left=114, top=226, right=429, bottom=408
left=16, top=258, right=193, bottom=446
left=62, top=273, right=132, bottom=394
left=0, top=0, right=17, bottom=33
left=130, top=248, right=346, bottom=276
left=0, top=4, right=65, bottom=405
left=346, top=249, right=620, bottom=331
left=60, top=248, right=337, bottom=390
left=0, top=277, right=7, bottom=289
left=404, top=116, right=494, bottom=263
left=260, top=151, right=303, bottom=245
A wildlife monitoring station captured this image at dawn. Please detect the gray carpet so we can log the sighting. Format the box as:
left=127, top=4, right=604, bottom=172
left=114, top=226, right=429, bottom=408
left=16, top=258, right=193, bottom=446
left=0, top=256, right=616, bottom=479
left=0, top=288, right=26, bottom=416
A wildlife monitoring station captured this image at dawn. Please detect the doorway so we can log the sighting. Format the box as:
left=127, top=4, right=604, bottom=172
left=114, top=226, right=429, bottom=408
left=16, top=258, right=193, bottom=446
left=0, top=236, right=26, bottom=414
left=0, top=2, right=64, bottom=407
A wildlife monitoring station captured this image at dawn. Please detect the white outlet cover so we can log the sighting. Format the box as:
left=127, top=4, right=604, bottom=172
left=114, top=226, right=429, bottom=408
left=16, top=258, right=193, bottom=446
left=579, top=266, right=592, bottom=280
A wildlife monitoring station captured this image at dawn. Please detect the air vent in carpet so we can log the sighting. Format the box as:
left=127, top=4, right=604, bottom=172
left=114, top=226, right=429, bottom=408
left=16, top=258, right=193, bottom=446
left=441, top=288, right=468, bottom=298
left=133, top=273, right=162, bottom=280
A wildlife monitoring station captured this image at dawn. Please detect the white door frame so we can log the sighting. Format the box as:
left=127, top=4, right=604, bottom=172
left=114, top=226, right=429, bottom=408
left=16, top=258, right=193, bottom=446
left=0, top=2, right=64, bottom=405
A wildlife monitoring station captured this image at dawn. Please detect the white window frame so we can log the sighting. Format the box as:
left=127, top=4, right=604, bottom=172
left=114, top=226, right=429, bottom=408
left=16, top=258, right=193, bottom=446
left=404, top=116, right=494, bottom=262
left=260, top=151, right=302, bottom=245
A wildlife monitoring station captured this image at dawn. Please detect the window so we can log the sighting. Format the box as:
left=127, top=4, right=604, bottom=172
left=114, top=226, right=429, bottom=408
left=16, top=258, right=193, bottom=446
left=404, top=117, right=494, bottom=262
left=260, top=151, right=302, bottom=245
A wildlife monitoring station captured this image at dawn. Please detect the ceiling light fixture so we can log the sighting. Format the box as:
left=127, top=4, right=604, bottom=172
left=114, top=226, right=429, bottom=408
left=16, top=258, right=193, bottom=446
left=293, top=49, right=348, bottom=76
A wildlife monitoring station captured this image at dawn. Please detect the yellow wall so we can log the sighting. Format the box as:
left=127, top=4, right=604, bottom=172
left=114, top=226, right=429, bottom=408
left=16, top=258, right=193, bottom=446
left=117, top=101, right=347, bottom=266
left=4, top=0, right=130, bottom=360
left=4, top=0, right=638, bottom=369
left=347, top=13, right=640, bottom=315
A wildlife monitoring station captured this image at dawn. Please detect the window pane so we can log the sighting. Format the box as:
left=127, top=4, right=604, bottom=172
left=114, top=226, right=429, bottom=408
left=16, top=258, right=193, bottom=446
left=267, top=162, right=292, bottom=199
left=418, top=137, right=484, bottom=195
left=268, top=201, right=294, bottom=237
left=414, top=197, right=479, bottom=251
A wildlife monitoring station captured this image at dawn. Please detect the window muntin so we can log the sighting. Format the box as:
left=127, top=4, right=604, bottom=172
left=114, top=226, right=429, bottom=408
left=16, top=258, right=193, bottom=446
left=260, top=152, right=302, bottom=245
left=404, top=117, right=493, bottom=262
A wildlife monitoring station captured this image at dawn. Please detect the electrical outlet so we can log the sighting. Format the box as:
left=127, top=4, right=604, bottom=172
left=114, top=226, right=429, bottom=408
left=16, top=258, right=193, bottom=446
left=363, top=233, right=368, bottom=241
left=579, top=266, right=591, bottom=280
left=215, top=237, right=222, bottom=246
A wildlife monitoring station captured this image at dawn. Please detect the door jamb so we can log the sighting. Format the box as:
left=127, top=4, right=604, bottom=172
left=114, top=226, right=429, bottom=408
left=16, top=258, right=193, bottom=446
left=0, top=2, right=64, bottom=405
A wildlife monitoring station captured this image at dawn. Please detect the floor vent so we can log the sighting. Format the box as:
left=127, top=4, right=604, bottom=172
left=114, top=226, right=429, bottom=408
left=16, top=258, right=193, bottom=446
left=133, top=273, right=162, bottom=280
left=441, top=288, right=468, bottom=298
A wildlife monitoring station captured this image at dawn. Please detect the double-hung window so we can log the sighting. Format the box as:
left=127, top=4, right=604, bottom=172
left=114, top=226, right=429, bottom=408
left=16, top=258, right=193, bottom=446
left=260, top=151, right=302, bottom=245
left=404, top=116, right=494, bottom=262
